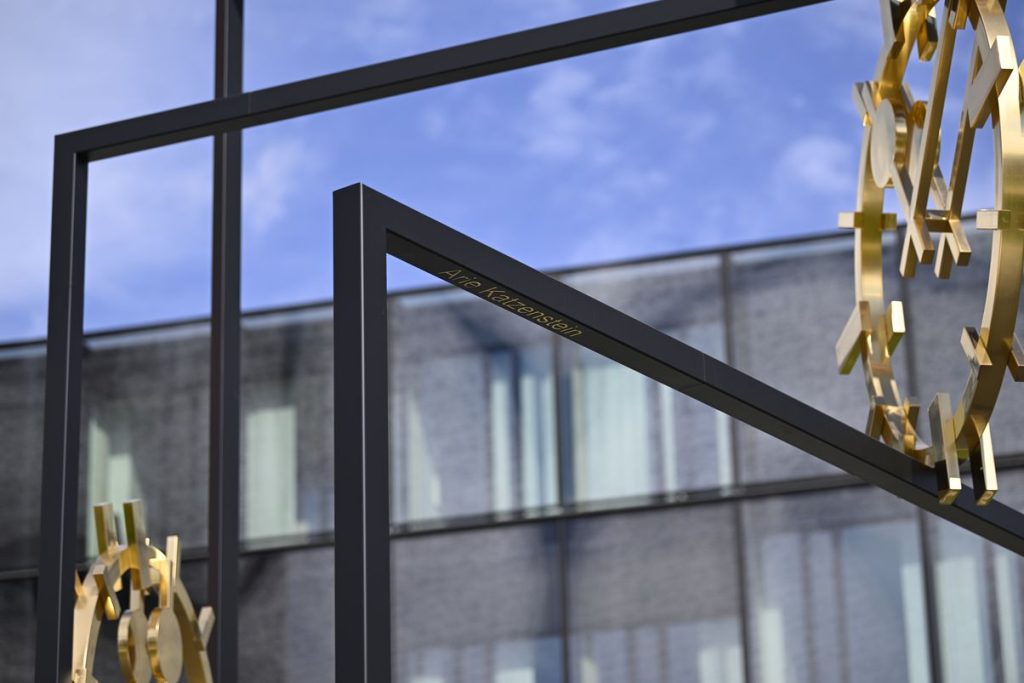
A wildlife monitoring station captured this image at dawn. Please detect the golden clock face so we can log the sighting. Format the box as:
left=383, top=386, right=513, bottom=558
left=72, top=501, right=214, bottom=683
left=838, top=0, right=1024, bottom=506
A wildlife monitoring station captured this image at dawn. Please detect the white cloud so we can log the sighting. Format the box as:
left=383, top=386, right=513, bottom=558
left=421, top=108, right=449, bottom=139
left=338, top=0, right=429, bottom=59
left=518, top=34, right=736, bottom=167
left=245, top=0, right=430, bottom=74
left=84, top=145, right=211, bottom=307
left=522, top=64, right=608, bottom=162
left=0, top=2, right=212, bottom=339
left=243, top=139, right=319, bottom=235
left=774, top=134, right=856, bottom=197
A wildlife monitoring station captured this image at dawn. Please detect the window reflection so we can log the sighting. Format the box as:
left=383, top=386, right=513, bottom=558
left=80, top=327, right=211, bottom=557
left=0, top=579, right=35, bottom=680
left=928, top=469, right=1024, bottom=683
left=489, top=345, right=558, bottom=511
left=568, top=506, right=744, bottom=683
left=564, top=338, right=732, bottom=504
left=0, top=344, right=45, bottom=571
left=85, top=400, right=141, bottom=556
left=243, top=387, right=306, bottom=540
left=393, top=524, right=563, bottom=683
left=993, top=545, right=1024, bottom=682
left=36, top=232, right=1024, bottom=683
left=240, top=309, right=335, bottom=541
left=744, top=488, right=930, bottom=683
left=392, top=349, right=491, bottom=521
left=568, top=347, right=653, bottom=501
left=390, top=289, right=563, bottom=523
left=561, top=257, right=732, bottom=504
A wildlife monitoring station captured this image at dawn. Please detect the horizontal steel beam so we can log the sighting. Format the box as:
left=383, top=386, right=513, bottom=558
left=348, top=184, right=1024, bottom=557
left=67, top=0, right=830, bottom=160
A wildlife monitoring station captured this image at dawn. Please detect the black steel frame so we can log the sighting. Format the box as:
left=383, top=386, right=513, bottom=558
left=44, top=0, right=979, bottom=680
left=335, top=183, right=1024, bottom=678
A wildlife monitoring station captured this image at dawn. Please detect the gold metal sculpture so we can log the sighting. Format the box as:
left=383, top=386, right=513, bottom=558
left=840, top=0, right=1024, bottom=505
left=72, top=500, right=214, bottom=682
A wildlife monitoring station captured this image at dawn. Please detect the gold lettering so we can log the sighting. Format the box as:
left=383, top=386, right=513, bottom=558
left=438, top=275, right=583, bottom=339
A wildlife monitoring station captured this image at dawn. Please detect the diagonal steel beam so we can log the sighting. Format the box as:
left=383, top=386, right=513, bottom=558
left=66, top=0, right=831, bottom=160
left=346, top=184, right=1024, bottom=557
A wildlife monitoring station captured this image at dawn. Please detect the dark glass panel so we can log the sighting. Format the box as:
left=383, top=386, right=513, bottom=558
left=742, top=486, right=930, bottom=683
left=0, top=343, right=45, bottom=570
left=0, top=578, right=35, bottom=682
left=567, top=504, right=744, bottom=682
left=393, top=524, right=564, bottom=682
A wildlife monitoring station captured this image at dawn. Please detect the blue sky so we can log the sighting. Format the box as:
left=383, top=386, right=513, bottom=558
left=0, top=0, right=1014, bottom=341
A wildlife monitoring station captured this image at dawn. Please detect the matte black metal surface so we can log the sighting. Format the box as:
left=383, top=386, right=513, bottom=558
left=208, top=0, right=243, bottom=680
left=34, top=140, right=89, bottom=683
left=334, top=186, right=393, bottom=681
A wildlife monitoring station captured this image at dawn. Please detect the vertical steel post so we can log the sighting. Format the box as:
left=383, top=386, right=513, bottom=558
left=334, top=184, right=392, bottom=681
left=34, top=139, right=89, bottom=682
left=209, top=0, right=243, bottom=680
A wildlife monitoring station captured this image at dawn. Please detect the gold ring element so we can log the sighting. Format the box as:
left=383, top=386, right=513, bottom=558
left=72, top=501, right=214, bottom=682
left=839, top=0, right=1024, bottom=505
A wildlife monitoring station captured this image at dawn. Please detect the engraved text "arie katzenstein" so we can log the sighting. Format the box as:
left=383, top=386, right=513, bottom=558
left=438, top=269, right=583, bottom=339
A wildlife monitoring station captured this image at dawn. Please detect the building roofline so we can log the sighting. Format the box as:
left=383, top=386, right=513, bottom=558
left=0, top=221, right=934, bottom=352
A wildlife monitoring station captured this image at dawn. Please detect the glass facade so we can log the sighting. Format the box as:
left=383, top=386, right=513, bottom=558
left=567, top=505, right=743, bottom=683
left=742, top=488, right=929, bottom=683
left=4, top=229, right=1024, bottom=681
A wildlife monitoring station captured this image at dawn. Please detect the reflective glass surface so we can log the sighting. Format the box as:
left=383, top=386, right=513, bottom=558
left=79, top=324, right=211, bottom=558
left=567, top=505, right=744, bottom=682
left=0, top=343, right=44, bottom=570
left=562, top=256, right=733, bottom=501
left=0, top=579, right=35, bottom=682
left=393, top=524, right=564, bottom=682
left=238, top=549, right=335, bottom=680
left=10, top=219, right=1024, bottom=683
left=241, top=308, right=335, bottom=540
left=742, top=487, right=930, bottom=683
left=926, top=469, right=1024, bottom=683
left=390, top=287, right=559, bottom=523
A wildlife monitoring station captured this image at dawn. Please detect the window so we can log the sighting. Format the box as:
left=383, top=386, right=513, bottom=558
left=243, top=395, right=305, bottom=540
left=743, top=487, right=930, bottom=683
left=393, top=524, right=564, bottom=683
left=390, top=290, right=559, bottom=523
left=85, top=402, right=141, bottom=556
left=567, top=505, right=744, bottom=683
